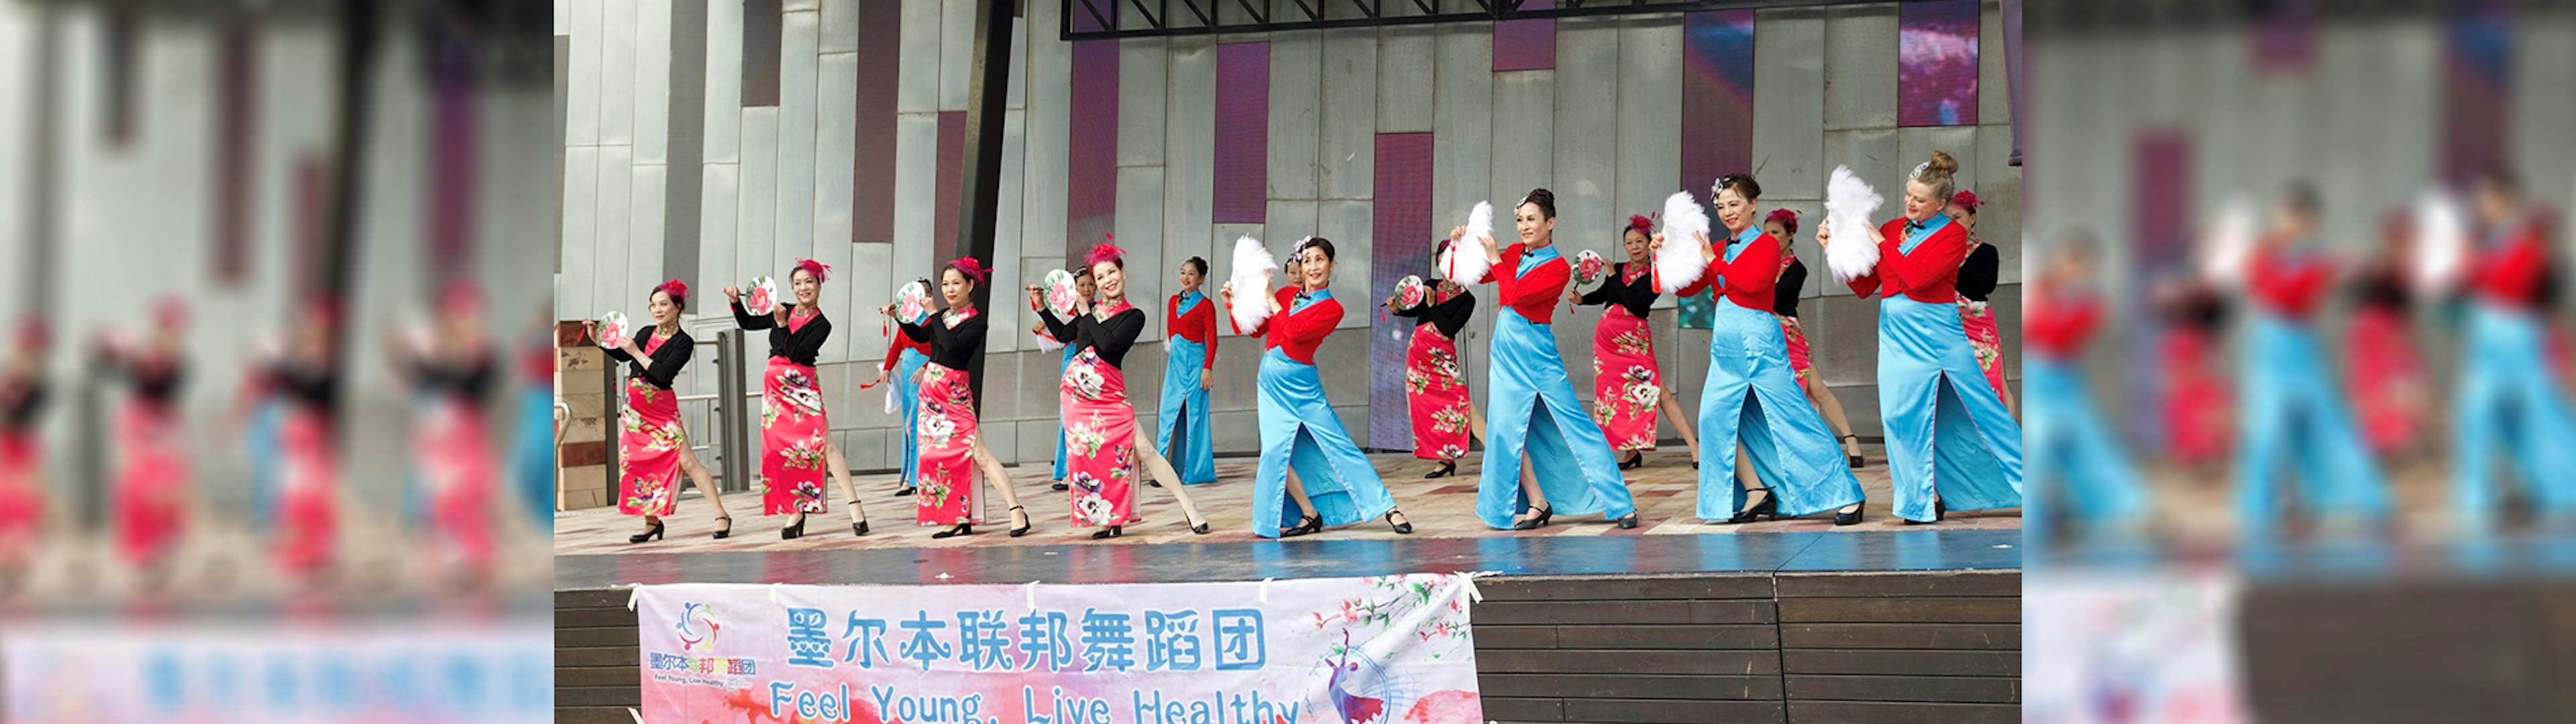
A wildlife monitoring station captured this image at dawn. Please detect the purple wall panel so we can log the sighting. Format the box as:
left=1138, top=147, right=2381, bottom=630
left=1368, top=133, right=1435, bottom=450
left=1212, top=42, right=1270, bottom=225
left=853, top=0, right=902, bottom=244
left=1676, top=10, right=1753, bottom=329
left=1898, top=0, right=1979, bottom=127
left=1493, top=0, right=1556, bottom=72
left=1067, top=40, right=1122, bottom=260
left=2441, top=10, right=2510, bottom=186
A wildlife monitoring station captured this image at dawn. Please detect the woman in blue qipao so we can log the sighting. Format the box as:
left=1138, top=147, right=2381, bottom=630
left=1039, top=266, right=1095, bottom=493
left=1155, top=257, right=1220, bottom=486
left=1224, top=238, right=1411, bottom=538
left=1458, top=189, right=1640, bottom=531
left=2233, top=184, right=2387, bottom=539
left=871, top=278, right=934, bottom=496
left=1667, top=174, right=1866, bottom=526
left=1818, top=151, right=2021, bottom=524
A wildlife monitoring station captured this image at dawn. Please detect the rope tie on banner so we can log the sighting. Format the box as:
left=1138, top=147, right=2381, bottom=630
left=1025, top=580, right=1042, bottom=612
left=1259, top=577, right=1275, bottom=605
left=626, top=584, right=641, bottom=612
left=769, top=583, right=784, bottom=607
left=1457, top=570, right=1501, bottom=606
left=628, top=708, right=645, bottom=724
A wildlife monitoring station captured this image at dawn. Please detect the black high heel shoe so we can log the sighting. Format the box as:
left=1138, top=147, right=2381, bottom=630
left=780, top=514, right=807, bottom=540
left=1724, top=490, right=1778, bottom=524
left=712, top=516, right=731, bottom=540
left=1903, top=499, right=1945, bottom=525
left=1281, top=515, right=1323, bottom=538
left=1424, top=461, right=1456, bottom=479
left=1091, top=526, right=1124, bottom=540
left=895, top=485, right=917, bottom=497
left=1051, top=481, right=1069, bottom=491
left=1191, top=519, right=1212, bottom=535
left=1615, top=514, right=1640, bottom=529
left=847, top=500, right=871, bottom=536
left=629, top=519, right=665, bottom=544
left=931, top=522, right=974, bottom=538
left=1834, top=504, right=1864, bottom=526
left=1008, top=505, right=1032, bottom=538
left=1386, top=511, right=1413, bottom=535
left=1511, top=504, right=1554, bottom=531
left=1618, top=453, right=1644, bottom=471
left=1841, top=434, right=1866, bottom=469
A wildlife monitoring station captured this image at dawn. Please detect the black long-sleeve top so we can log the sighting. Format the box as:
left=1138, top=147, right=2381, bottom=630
left=1038, top=304, right=1148, bottom=369
left=0, top=375, right=43, bottom=432
left=606, top=326, right=694, bottom=389
left=2351, top=264, right=2409, bottom=313
left=103, top=353, right=184, bottom=407
left=899, top=309, right=989, bottom=373
left=1957, top=243, right=1999, bottom=303
left=270, top=360, right=338, bottom=420
left=1393, top=288, right=1477, bottom=339
left=734, top=302, right=831, bottom=367
left=409, top=352, right=496, bottom=407
left=1576, top=263, right=1660, bottom=319
left=1775, top=258, right=1809, bottom=318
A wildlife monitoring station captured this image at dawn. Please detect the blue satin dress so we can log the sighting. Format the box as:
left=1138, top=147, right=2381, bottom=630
left=1052, top=343, right=1077, bottom=481
left=1876, top=214, right=2023, bottom=522
left=1473, top=245, right=1638, bottom=529
left=2025, top=357, right=2147, bottom=544
left=892, top=346, right=930, bottom=486
left=1697, top=227, right=1865, bottom=520
left=2453, top=300, right=2576, bottom=532
left=1250, top=290, right=1396, bottom=538
left=2236, top=305, right=2387, bottom=538
left=1156, top=292, right=1218, bottom=485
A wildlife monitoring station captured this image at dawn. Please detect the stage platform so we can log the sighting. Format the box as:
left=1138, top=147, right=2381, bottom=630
left=557, top=529, right=2023, bottom=724
left=553, top=448, right=2021, bottom=556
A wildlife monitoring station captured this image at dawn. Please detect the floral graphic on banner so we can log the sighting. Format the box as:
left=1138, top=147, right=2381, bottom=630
left=635, top=575, right=1487, bottom=724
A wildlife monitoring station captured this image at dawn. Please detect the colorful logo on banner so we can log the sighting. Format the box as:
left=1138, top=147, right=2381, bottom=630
left=634, top=574, right=1485, bottom=724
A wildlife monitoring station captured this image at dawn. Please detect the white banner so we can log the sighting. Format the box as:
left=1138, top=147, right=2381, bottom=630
left=635, top=573, right=1486, bottom=724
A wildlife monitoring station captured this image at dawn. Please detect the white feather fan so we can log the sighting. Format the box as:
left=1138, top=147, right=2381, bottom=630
left=2412, top=188, right=2469, bottom=294
left=1652, top=191, right=1711, bottom=292
left=1439, top=202, right=1496, bottom=284
left=1822, top=166, right=1885, bottom=283
left=1226, top=235, right=1279, bottom=332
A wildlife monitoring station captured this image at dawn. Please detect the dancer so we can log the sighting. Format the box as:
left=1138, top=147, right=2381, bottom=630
left=2023, top=235, right=2150, bottom=544
left=1667, top=175, right=1864, bottom=525
left=1039, top=267, right=1097, bottom=493
left=271, top=300, right=343, bottom=583
left=2452, top=170, right=2576, bottom=531
left=727, top=259, right=869, bottom=539
left=386, top=282, right=502, bottom=580
left=1819, top=151, right=2021, bottom=524
left=2232, top=184, right=2387, bottom=538
left=1155, top=258, right=1219, bottom=486
left=896, top=257, right=1034, bottom=538
left=1226, top=237, right=1410, bottom=538
left=0, top=319, right=48, bottom=589
left=1387, top=247, right=1487, bottom=479
left=1946, top=190, right=2016, bottom=416
left=1570, top=215, right=1703, bottom=469
left=1459, top=189, right=1640, bottom=531
left=869, top=280, right=934, bottom=496
left=513, top=301, right=557, bottom=530
left=2346, top=210, right=2426, bottom=459
left=96, top=297, right=191, bottom=581
left=594, top=280, right=735, bottom=542
left=1032, top=244, right=1214, bottom=538
left=2154, top=275, right=2232, bottom=470
left=1763, top=209, right=1868, bottom=468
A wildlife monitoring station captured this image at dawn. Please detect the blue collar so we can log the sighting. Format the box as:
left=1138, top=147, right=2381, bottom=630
left=1517, top=244, right=1562, bottom=277
left=1900, top=213, right=1953, bottom=254
left=1291, top=288, right=1334, bottom=313
left=1723, top=225, right=1760, bottom=263
left=1175, top=290, right=1204, bottom=315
